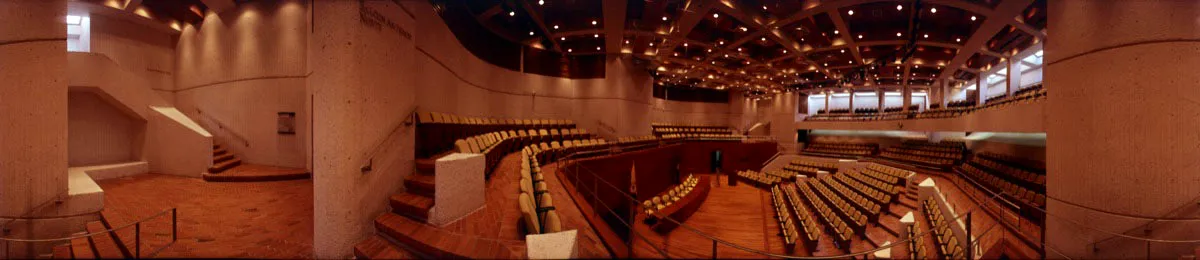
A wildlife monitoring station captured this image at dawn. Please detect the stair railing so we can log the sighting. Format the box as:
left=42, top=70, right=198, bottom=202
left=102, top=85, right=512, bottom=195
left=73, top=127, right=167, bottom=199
left=195, top=108, right=251, bottom=148
left=360, top=106, right=419, bottom=173
left=0, top=208, right=177, bottom=259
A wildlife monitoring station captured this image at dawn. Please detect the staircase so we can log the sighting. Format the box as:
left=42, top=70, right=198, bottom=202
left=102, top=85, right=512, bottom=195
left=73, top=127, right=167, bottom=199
left=209, top=144, right=242, bottom=173
left=356, top=157, right=438, bottom=259
left=51, top=212, right=133, bottom=259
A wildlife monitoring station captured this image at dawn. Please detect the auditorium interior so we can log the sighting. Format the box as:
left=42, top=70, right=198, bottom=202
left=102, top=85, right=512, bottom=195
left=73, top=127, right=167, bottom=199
left=3, top=0, right=1200, bottom=259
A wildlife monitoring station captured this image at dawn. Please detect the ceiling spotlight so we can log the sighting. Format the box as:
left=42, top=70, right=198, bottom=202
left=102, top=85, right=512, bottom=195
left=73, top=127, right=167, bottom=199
left=848, top=10, right=855, bottom=15
left=848, top=60, right=852, bottom=64
left=593, top=34, right=599, bottom=38
left=857, top=34, right=863, bottom=39
left=762, top=5, right=768, bottom=10
left=683, top=43, right=688, bottom=47
left=897, top=32, right=902, bottom=37
left=782, top=50, right=788, bottom=53
left=737, top=47, right=743, bottom=52
left=897, top=4, right=903, bottom=10
left=801, top=38, right=805, bottom=41
left=662, top=16, right=668, bottom=21
left=823, top=63, right=828, bottom=66
left=971, top=15, right=977, bottom=21
left=761, top=37, right=767, bottom=41
left=509, top=11, right=515, bottom=16
left=840, top=49, right=845, bottom=53
left=955, top=38, right=962, bottom=42
left=597, top=47, right=601, bottom=51
left=591, top=20, right=597, bottom=25
left=713, top=13, right=720, bottom=18
left=834, top=30, right=839, bottom=35
left=719, top=40, right=725, bottom=45
left=624, top=40, right=630, bottom=44
left=673, top=53, right=679, bottom=56
left=529, top=31, right=535, bottom=36
left=538, top=0, right=544, bottom=5
left=707, top=49, right=713, bottom=52
left=724, top=54, right=729, bottom=58
left=740, top=27, right=748, bottom=32
left=931, top=7, right=938, bottom=13
left=923, top=34, right=929, bottom=38
left=553, top=25, right=559, bottom=30
left=560, top=37, right=566, bottom=40
left=568, top=48, right=573, bottom=52
left=649, top=42, right=655, bottom=46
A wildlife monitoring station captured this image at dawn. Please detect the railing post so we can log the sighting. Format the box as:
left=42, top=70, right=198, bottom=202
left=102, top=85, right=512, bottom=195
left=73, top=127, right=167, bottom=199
left=712, top=239, right=717, bottom=259
left=135, top=222, right=141, bottom=258
left=172, top=208, right=178, bottom=242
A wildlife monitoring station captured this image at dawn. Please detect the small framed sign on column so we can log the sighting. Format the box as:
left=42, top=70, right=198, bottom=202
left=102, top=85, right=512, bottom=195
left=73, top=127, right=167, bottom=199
left=278, top=112, right=296, bottom=135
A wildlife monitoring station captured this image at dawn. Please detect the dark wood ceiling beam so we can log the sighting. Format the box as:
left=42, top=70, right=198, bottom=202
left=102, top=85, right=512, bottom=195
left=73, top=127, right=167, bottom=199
left=715, top=0, right=824, bottom=88
left=656, top=0, right=717, bottom=58
left=925, top=0, right=1046, bottom=40
left=200, top=0, right=233, bottom=14
left=936, top=0, right=1034, bottom=81
left=826, top=10, right=865, bottom=65
left=602, top=0, right=626, bottom=52
left=517, top=0, right=562, bottom=52
left=477, top=4, right=504, bottom=21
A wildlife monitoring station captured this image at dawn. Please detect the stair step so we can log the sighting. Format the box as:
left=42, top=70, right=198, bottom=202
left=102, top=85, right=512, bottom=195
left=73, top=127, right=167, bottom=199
left=85, top=221, right=125, bottom=259
left=404, top=174, right=436, bottom=198
left=374, top=213, right=466, bottom=259
left=415, top=158, right=437, bottom=173
left=213, top=153, right=235, bottom=164
left=98, top=210, right=134, bottom=258
left=208, top=158, right=242, bottom=173
left=69, top=232, right=95, bottom=259
left=389, top=193, right=433, bottom=222
left=213, top=148, right=227, bottom=156
left=353, top=235, right=417, bottom=259
left=52, top=244, right=71, bottom=259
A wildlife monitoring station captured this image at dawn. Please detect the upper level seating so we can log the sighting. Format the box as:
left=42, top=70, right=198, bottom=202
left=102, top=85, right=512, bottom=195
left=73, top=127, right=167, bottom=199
left=642, top=175, right=699, bottom=215
left=454, top=128, right=593, bottom=175
left=946, top=99, right=977, bottom=109
left=660, top=133, right=744, bottom=140
left=817, top=108, right=851, bottom=114
left=958, top=153, right=1046, bottom=208
left=735, top=170, right=782, bottom=187
left=882, top=105, right=919, bottom=113
left=416, top=111, right=576, bottom=158
left=878, top=140, right=966, bottom=167
left=802, top=141, right=877, bottom=157
left=770, top=185, right=801, bottom=251
left=794, top=182, right=856, bottom=249
left=651, top=123, right=734, bottom=137
left=853, top=107, right=879, bottom=114
left=916, top=84, right=1046, bottom=120
left=922, top=199, right=966, bottom=259
left=780, top=184, right=821, bottom=251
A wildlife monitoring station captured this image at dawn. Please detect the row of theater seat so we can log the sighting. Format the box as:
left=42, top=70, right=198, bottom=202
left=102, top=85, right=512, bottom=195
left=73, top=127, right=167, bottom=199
left=781, top=164, right=821, bottom=177
left=770, top=186, right=802, bottom=250
left=866, top=164, right=914, bottom=181
left=455, top=128, right=591, bottom=175
left=961, top=163, right=1047, bottom=208
left=843, top=169, right=903, bottom=198
left=969, top=156, right=1046, bottom=189
left=815, top=177, right=877, bottom=225
left=901, top=140, right=966, bottom=154
left=833, top=171, right=896, bottom=206
left=780, top=184, right=821, bottom=251
left=641, top=175, right=699, bottom=215
left=884, top=146, right=960, bottom=160
left=659, top=133, right=744, bottom=140
left=417, top=111, right=576, bottom=158
left=735, top=170, right=782, bottom=186
left=790, top=158, right=838, bottom=170
left=923, top=199, right=966, bottom=259
left=803, top=111, right=912, bottom=121
left=517, top=149, right=562, bottom=236
left=974, top=153, right=1045, bottom=183
left=763, top=169, right=798, bottom=180
left=795, top=182, right=856, bottom=249
left=880, top=151, right=956, bottom=167
left=908, top=220, right=929, bottom=259
left=916, top=85, right=1046, bottom=120
left=803, top=142, right=877, bottom=157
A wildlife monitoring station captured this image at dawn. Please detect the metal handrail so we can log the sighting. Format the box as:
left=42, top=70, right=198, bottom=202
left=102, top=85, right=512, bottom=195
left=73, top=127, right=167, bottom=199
left=1, top=208, right=177, bottom=258
left=360, top=106, right=419, bottom=173
left=195, top=108, right=251, bottom=148
left=1087, top=193, right=1200, bottom=251
left=556, top=147, right=1007, bottom=259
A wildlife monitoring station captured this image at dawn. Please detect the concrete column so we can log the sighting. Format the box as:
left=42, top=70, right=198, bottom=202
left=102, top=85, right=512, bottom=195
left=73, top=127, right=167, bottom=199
left=975, top=74, right=985, bottom=106
left=310, top=1, right=418, bottom=258
left=1007, top=57, right=1022, bottom=96
left=0, top=0, right=68, bottom=218
left=823, top=92, right=830, bottom=113
left=1047, top=1, right=1200, bottom=258
left=848, top=91, right=855, bottom=114
left=901, top=84, right=912, bottom=112
left=941, top=80, right=951, bottom=106
left=877, top=89, right=884, bottom=111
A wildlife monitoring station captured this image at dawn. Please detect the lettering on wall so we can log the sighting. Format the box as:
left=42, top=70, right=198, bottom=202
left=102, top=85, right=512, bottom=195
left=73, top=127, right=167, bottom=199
left=359, top=0, right=412, bottom=40
left=594, top=120, right=617, bottom=135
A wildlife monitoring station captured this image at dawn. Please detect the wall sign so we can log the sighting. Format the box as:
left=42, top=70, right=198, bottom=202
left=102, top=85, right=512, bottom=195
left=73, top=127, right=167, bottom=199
left=278, top=112, right=296, bottom=135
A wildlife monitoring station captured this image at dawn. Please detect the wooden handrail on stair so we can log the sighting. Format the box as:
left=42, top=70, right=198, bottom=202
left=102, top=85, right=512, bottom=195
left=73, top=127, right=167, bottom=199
left=0, top=208, right=178, bottom=258
left=195, top=108, right=251, bottom=148
left=360, top=106, right=419, bottom=173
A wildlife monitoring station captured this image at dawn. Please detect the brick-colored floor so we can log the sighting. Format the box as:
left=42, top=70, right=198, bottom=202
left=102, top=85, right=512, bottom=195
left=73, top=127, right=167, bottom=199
left=97, top=174, right=313, bottom=258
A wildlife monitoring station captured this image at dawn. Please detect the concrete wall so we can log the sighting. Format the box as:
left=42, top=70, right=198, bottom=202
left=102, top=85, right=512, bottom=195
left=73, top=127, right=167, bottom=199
left=68, top=91, right=144, bottom=166
left=175, top=0, right=309, bottom=169
left=1046, top=1, right=1200, bottom=258
left=88, top=15, right=175, bottom=101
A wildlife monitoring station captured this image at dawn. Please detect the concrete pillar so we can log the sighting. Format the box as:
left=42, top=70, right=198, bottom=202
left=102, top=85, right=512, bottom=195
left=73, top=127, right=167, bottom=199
left=877, top=88, right=884, bottom=111
left=975, top=74, right=984, bottom=106
left=1007, top=57, right=1022, bottom=96
left=901, top=84, right=912, bottom=112
left=848, top=91, right=855, bottom=114
left=0, top=0, right=68, bottom=218
left=823, top=92, right=830, bottom=113
left=310, top=1, right=418, bottom=257
left=1046, top=1, right=1200, bottom=258
left=941, top=80, right=951, bottom=107
left=0, top=1, right=69, bottom=257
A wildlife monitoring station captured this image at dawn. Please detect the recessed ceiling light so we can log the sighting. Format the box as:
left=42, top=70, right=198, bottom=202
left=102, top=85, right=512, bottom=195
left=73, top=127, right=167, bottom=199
left=840, top=49, right=845, bottom=53
left=718, top=40, right=725, bottom=45
left=509, top=11, right=515, bottom=16
left=673, top=53, right=678, bottom=56
left=529, top=31, right=535, bottom=36
left=971, top=16, right=977, bottom=21
left=955, top=38, right=961, bottom=42
left=848, top=60, right=852, bottom=64
left=713, top=13, right=719, bottom=18
left=762, top=5, right=768, bottom=10
left=593, top=34, right=599, bottom=38
left=649, top=43, right=655, bottom=46
left=931, top=7, right=937, bottom=13
left=724, top=54, right=729, bottom=58
left=897, top=32, right=902, bottom=37
left=857, top=34, right=863, bottom=39
left=801, top=38, right=805, bottom=41
left=596, top=47, right=601, bottom=50
left=737, top=47, right=743, bottom=52
left=553, top=25, right=559, bottom=30
left=683, top=43, right=688, bottom=47
left=823, top=63, right=828, bottom=66
left=707, top=49, right=712, bottom=52
left=783, top=50, right=788, bottom=53
left=560, top=37, right=566, bottom=40
left=624, top=40, right=630, bottom=44
left=897, top=5, right=903, bottom=10
left=923, top=34, right=929, bottom=38
left=761, top=37, right=767, bottom=41
left=834, top=30, right=839, bottom=35
left=591, top=20, right=597, bottom=25
left=740, top=27, right=748, bottom=32
left=848, top=10, right=855, bottom=15
left=568, top=48, right=573, bottom=52
left=662, top=16, right=668, bottom=21
left=538, top=0, right=544, bottom=5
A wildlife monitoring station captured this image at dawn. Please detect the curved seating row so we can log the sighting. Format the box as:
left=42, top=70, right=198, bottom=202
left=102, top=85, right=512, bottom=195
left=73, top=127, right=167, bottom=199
left=968, top=154, right=1045, bottom=190
left=814, top=177, right=876, bottom=226
left=908, top=221, right=928, bottom=259
left=780, top=184, right=821, bottom=251
left=455, top=128, right=592, bottom=175
left=770, top=185, right=801, bottom=252
left=642, top=175, right=700, bottom=216
left=517, top=137, right=614, bottom=236
left=960, top=163, right=1046, bottom=208
left=735, top=170, right=782, bottom=187
left=789, top=158, right=838, bottom=170
left=795, top=182, right=855, bottom=249
left=842, top=169, right=902, bottom=199
left=416, top=111, right=576, bottom=158
left=880, top=151, right=956, bottom=167
left=922, top=199, right=966, bottom=259
left=781, top=164, right=821, bottom=177
left=833, top=172, right=896, bottom=206
left=803, top=142, right=877, bottom=157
